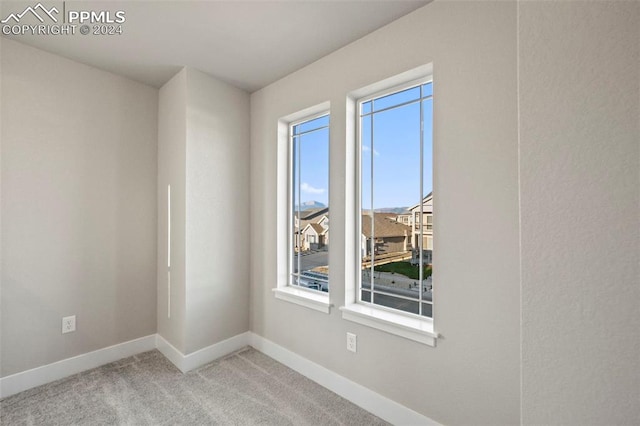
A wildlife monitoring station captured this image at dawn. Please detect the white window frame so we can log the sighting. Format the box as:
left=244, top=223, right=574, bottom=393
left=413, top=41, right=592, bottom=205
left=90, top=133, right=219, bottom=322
left=274, top=103, right=331, bottom=314
left=340, top=65, right=437, bottom=346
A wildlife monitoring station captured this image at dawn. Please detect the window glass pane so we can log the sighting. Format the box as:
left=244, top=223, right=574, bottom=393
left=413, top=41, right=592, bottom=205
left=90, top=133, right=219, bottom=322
left=292, top=135, right=300, bottom=277
left=293, top=114, right=329, bottom=135
left=421, top=96, right=433, bottom=317
left=361, top=101, right=372, bottom=115
left=292, top=124, right=329, bottom=292
left=422, top=82, right=433, bottom=97
left=421, top=303, right=433, bottom=318
left=372, top=103, right=421, bottom=211
left=370, top=102, right=420, bottom=314
left=373, top=86, right=420, bottom=112
left=361, top=114, right=372, bottom=213
left=372, top=293, right=419, bottom=315
left=361, top=114, right=373, bottom=292
left=358, top=79, right=433, bottom=318
left=422, top=98, right=434, bottom=197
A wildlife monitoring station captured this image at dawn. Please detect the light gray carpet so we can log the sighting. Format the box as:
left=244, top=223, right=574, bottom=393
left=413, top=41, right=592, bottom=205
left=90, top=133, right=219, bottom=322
left=1, top=347, right=388, bottom=425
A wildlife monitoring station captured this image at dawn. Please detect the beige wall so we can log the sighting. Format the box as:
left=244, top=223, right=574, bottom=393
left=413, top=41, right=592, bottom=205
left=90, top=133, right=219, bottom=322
left=520, top=2, right=640, bottom=424
left=184, top=68, right=250, bottom=353
left=1, top=3, right=639, bottom=424
left=157, top=68, right=250, bottom=355
left=250, top=2, right=520, bottom=424
left=157, top=69, right=188, bottom=353
left=1, top=39, right=158, bottom=376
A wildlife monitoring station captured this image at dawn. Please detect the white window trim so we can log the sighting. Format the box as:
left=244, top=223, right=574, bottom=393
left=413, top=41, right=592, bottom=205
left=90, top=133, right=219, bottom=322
left=342, top=64, right=437, bottom=345
left=273, top=286, right=330, bottom=314
left=275, top=102, right=331, bottom=314
left=340, top=304, right=436, bottom=346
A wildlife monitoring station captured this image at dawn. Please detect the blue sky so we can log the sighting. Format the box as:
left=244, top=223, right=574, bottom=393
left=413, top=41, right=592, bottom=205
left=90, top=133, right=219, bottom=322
left=293, top=84, right=433, bottom=210
left=362, top=95, right=433, bottom=209
left=293, top=121, right=329, bottom=207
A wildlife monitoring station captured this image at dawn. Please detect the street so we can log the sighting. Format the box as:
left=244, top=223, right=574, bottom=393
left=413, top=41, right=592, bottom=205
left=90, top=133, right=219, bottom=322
left=294, top=250, right=329, bottom=273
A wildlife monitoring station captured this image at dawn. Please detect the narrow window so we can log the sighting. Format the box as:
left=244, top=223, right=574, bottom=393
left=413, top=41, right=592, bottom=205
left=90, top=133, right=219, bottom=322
left=358, top=80, right=433, bottom=317
left=290, top=113, right=330, bottom=293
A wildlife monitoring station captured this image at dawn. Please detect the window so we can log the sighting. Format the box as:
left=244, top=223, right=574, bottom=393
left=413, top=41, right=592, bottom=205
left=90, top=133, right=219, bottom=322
left=290, top=113, right=330, bottom=292
left=359, top=80, right=433, bottom=318
left=274, top=105, right=331, bottom=314
left=341, top=66, right=436, bottom=346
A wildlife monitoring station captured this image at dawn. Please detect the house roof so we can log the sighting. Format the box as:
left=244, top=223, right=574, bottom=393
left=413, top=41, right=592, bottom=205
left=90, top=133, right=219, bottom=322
left=361, top=213, right=411, bottom=238
left=302, top=222, right=328, bottom=236
left=295, top=207, right=329, bottom=221
left=296, top=209, right=330, bottom=233
left=309, top=223, right=326, bottom=234
left=408, top=192, right=433, bottom=213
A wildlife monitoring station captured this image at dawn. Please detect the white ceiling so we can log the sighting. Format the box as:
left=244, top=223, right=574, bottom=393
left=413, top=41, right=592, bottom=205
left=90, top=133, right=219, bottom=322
left=1, top=1, right=428, bottom=92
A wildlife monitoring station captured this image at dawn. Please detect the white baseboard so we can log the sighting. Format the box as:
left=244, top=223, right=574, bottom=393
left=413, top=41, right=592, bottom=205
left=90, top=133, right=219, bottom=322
left=155, top=334, right=185, bottom=372
left=248, top=332, right=440, bottom=426
left=2, top=331, right=439, bottom=425
left=182, top=332, right=251, bottom=372
left=0, top=334, right=156, bottom=399
left=1, top=332, right=251, bottom=399
left=156, top=332, right=251, bottom=373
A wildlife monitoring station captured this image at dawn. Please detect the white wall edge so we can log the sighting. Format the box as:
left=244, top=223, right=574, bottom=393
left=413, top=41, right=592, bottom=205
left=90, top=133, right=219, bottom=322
left=182, top=332, right=251, bottom=372
left=0, top=334, right=156, bottom=399
left=156, top=332, right=251, bottom=373
left=248, top=332, right=441, bottom=426
left=155, top=333, right=186, bottom=372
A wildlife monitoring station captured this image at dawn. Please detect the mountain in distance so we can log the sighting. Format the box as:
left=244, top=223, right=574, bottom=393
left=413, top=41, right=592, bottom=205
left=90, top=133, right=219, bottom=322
left=296, top=200, right=326, bottom=211
left=374, top=207, right=410, bottom=214
left=296, top=201, right=406, bottom=213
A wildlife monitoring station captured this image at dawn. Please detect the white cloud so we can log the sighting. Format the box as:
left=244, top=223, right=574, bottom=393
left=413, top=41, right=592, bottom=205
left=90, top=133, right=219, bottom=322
left=301, top=182, right=325, bottom=194
left=362, top=146, right=380, bottom=156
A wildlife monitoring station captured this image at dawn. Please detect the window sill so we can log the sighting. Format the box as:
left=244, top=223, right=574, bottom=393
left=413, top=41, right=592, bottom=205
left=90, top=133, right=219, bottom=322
left=340, top=304, right=437, bottom=347
left=273, top=286, right=331, bottom=314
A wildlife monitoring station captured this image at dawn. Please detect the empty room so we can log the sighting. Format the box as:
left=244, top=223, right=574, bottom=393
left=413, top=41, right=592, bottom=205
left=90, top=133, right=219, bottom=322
left=1, top=1, right=638, bottom=425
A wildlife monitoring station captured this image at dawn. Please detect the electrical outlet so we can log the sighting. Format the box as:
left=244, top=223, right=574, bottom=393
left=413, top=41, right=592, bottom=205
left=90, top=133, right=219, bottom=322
left=346, top=332, right=357, bottom=353
left=62, top=315, right=76, bottom=334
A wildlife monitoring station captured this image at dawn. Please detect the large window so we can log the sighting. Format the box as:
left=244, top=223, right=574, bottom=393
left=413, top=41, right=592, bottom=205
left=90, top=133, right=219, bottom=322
left=289, top=113, right=330, bottom=293
left=358, top=79, right=433, bottom=318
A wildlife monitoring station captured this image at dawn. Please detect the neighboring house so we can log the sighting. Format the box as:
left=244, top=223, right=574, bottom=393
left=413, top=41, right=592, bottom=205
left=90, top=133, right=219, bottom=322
left=317, top=215, right=329, bottom=231
left=361, top=213, right=411, bottom=258
left=294, top=208, right=329, bottom=251
left=408, top=192, right=433, bottom=265
left=301, top=223, right=328, bottom=251
left=294, top=206, right=327, bottom=220
left=395, top=213, right=412, bottom=226
left=317, top=215, right=329, bottom=247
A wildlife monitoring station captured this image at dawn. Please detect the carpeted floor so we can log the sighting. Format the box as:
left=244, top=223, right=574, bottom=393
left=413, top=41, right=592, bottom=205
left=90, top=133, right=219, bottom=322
left=1, top=347, right=388, bottom=425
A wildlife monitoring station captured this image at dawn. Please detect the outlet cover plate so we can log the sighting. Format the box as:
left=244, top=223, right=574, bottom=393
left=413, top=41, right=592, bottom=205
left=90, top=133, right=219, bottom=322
left=62, top=315, right=76, bottom=334
left=347, top=332, right=357, bottom=353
